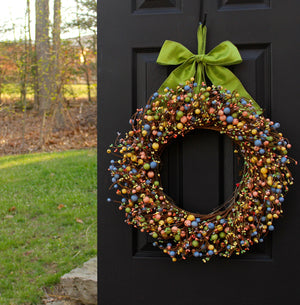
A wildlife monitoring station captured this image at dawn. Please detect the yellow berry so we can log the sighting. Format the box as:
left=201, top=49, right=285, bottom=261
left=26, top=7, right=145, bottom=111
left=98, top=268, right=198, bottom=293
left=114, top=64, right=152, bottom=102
left=260, top=167, right=268, bottom=174
left=167, top=217, right=174, bottom=224
left=158, top=220, right=164, bottom=226
left=216, top=225, right=223, bottom=231
left=152, top=143, right=159, bottom=150
left=187, top=214, right=195, bottom=221
left=131, top=155, right=137, bottom=162
left=195, top=109, right=201, bottom=115
left=208, top=244, right=214, bottom=250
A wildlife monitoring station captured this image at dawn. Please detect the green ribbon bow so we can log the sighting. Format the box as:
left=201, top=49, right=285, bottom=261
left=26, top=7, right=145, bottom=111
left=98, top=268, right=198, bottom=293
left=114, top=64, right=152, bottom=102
left=157, top=24, right=262, bottom=114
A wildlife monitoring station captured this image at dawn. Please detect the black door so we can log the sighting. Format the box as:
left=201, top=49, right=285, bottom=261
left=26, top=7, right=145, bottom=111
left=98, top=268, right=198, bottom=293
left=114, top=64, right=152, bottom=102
left=98, top=1, right=300, bottom=304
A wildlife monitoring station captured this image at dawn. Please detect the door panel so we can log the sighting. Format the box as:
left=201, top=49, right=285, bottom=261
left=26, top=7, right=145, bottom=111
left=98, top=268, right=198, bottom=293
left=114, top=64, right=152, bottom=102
left=99, top=1, right=300, bottom=304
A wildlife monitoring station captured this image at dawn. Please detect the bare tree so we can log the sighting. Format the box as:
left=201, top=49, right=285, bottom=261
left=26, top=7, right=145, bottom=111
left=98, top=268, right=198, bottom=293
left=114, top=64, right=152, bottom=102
left=21, top=0, right=32, bottom=148
left=52, top=0, right=65, bottom=130
left=35, top=0, right=51, bottom=145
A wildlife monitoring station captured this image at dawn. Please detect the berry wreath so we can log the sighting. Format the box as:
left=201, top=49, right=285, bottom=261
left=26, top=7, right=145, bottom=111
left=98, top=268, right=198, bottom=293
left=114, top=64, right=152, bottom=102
left=106, top=80, right=295, bottom=262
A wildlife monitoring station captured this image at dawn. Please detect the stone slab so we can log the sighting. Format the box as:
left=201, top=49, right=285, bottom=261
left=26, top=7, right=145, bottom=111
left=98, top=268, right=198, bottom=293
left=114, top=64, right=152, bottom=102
left=61, top=257, right=97, bottom=305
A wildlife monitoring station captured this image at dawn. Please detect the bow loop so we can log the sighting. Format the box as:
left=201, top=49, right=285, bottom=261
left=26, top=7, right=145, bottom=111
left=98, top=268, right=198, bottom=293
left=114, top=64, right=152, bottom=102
left=156, top=24, right=262, bottom=114
left=205, top=41, right=242, bottom=66
left=156, top=40, right=194, bottom=66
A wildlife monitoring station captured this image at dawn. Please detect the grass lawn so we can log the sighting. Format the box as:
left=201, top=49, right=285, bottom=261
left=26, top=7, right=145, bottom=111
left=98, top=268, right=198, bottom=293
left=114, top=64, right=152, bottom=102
left=1, top=83, right=97, bottom=102
left=0, top=149, right=97, bottom=304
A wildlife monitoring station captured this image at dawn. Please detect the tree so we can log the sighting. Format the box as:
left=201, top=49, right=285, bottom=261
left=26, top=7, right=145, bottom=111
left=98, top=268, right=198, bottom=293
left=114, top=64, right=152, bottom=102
left=36, top=0, right=51, bottom=144
left=52, top=0, right=65, bottom=130
left=64, top=0, right=97, bottom=103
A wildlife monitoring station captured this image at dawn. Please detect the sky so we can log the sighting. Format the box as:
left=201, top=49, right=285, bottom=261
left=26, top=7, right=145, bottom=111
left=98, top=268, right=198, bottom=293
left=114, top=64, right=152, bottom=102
left=0, top=0, right=88, bottom=41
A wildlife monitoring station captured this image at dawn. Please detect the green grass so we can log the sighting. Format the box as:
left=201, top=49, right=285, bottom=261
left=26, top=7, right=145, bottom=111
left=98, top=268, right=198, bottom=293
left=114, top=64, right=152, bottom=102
left=0, top=149, right=97, bottom=304
left=1, top=83, right=97, bottom=101
left=63, top=84, right=97, bottom=100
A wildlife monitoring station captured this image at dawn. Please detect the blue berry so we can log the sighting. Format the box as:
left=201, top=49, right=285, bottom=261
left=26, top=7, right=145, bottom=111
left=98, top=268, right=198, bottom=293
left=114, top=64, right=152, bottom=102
left=131, top=195, right=138, bottom=202
left=254, top=140, right=262, bottom=146
left=279, top=196, right=284, bottom=203
left=268, top=225, right=274, bottom=231
left=259, top=148, right=265, bottom=154
left=226, top=116, right=233, bottom=123
left=193, top=251, right=200, bottom=257
left=208, top=250, right=214, bottom=256
left=184, top=85, right=191, bottom=91
left=150, top=161, right=157, bottom=169
left=281, top=157, right=287, bottom=163
left=208, top=223, right=215, bottom=230
left=107, top=198, right=111, bottom=202
left=223, top=107, right=231, bottom=114
left=153, top=92, right=159, bottom=97
left=144, top=124, right=151, bottom=131
left=191, top=221, right=198, bottom=227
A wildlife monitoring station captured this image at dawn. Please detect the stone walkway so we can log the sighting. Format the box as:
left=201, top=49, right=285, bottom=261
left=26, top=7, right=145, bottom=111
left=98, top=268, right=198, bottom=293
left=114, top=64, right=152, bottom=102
left=43, top=257, right=97, bottom=305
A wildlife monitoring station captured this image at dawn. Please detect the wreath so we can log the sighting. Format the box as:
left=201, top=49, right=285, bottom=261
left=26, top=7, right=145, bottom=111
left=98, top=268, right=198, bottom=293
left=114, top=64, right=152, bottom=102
left=106, top=24, right=295, bottom=262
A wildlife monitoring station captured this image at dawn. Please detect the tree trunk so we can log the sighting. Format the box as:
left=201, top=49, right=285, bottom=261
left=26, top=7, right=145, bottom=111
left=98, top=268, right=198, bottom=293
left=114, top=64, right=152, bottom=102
left=21, top=0, right=32, bottom=149
left=52, top=0, right=65, bottom=131
left=36, top=0, right=51, bottom=145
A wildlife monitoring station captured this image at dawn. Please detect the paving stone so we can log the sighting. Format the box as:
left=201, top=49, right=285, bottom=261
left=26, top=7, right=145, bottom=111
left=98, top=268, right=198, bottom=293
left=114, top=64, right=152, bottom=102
left=61, top=257, right=97, bottom=305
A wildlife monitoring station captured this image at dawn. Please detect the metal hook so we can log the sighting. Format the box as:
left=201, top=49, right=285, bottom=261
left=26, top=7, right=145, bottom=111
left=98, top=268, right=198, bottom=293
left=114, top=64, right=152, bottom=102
left=202, top=13, right=207, bottom=26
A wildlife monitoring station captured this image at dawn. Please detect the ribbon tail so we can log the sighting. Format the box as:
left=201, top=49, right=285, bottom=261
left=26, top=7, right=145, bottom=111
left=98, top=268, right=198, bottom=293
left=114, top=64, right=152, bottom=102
left=194, top=64, right=206, bottom=94
left=157, top=59, right=196, bottom=93
left=206, top=65, right=263, bottom=114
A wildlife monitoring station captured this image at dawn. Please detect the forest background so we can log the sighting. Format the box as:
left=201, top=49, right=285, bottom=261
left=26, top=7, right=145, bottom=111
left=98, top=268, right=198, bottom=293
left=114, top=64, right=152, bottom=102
left=0, top=0, right=97, bottom=155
